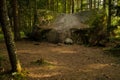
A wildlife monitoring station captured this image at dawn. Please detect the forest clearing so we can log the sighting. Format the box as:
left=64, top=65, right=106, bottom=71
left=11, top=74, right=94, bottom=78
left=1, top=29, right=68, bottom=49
left=0, top=40, right=120, bottom=80
left=0, top=0, right=120, bottom=80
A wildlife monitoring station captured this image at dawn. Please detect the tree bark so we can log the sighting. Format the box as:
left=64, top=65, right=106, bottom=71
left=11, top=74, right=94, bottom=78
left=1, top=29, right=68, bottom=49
left=89, top=0, right=92, bottom=9
left=12, top=0, right=21, bottom=41
left=107, top=0, right=112, bottom=36
left=56, top=0, right=59, bottom=12
left=33, top=0, right=38, bottom=26
left=76, top=0, right=80, bottom=11
left=0, top=0, right=22, bottom=72
left=71, top=0, right=75, bottom=13
left=103, top=0, right=106, bottom=9
left=97, top=0, right=100, bottom=9
left=80, top=0, right=83, bottom=11
left=94, top=0, right=96, bottom=8
left=64, top=0, right=67, bottom=13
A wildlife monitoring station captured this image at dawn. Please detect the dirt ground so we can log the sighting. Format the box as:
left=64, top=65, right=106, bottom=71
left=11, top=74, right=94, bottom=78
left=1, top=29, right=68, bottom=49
left=0, top=40, right=120, bottom=80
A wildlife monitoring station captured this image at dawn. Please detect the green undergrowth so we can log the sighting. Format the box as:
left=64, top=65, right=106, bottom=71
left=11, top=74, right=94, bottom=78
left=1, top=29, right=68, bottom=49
left=0, top=33, right=4, bottom=41
left=11, top=71, right=28, bottom=80
left=0, top=70, right=28, bottom=80
left=31, top=58, right=53, bottom=66
left=104, top=44, right=120, bottom=64
left=104, top=46, right=120, bottom=56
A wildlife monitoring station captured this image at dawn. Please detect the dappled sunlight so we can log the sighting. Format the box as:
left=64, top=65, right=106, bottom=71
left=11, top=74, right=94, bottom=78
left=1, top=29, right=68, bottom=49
left=27, top=63, right=72, bottom=79
left=87, top=63, right=110, bottom=69
left=28, top=63, right=71, bottom=72
left=51, top=47, right=67, bottom=52
left=1, top=41, right=119, bottom=79
left=28, top=66, right=57, bottom=72
left=79, top=69, right=93, bottom=72
left=60, top=50, right=76, bottom=54
left=17, top=49, right=43, bottom=54
left=79, top=63, right=111, bottom=72
left=51, top=48, right=76, bottom=54
left=18, top=50, right=34, bottom=53
left=28, top=72, right=61, bottom=78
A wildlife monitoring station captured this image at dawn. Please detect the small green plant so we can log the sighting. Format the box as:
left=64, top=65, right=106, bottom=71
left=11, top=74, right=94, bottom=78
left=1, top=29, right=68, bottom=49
left=35, top=58, right=45, bottom=65
left=31, top=57, right=53, bottom=66
left=12, top=71, right=28, bottom=80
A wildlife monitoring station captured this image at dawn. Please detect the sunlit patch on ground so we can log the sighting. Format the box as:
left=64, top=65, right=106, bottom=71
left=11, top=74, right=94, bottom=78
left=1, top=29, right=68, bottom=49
left=28, top=72, right=61, bottom=79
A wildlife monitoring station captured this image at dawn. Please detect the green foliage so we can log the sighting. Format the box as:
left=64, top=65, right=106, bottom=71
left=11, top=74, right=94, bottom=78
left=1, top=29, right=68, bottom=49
left=37, top=10, right=57, bottom=25
left=84, top=10, right=108, bottom=46
left=12, top=72, right=27, bottom=80
left=37, top=0, right=48, bottom=9
left=0, top=71, right=27, bottom=80
left=22, top=26, right=32, bottom=38
left=0, top=34, right=4, bottom=41
left=85, top=10, right=107, bottom=27
left=104, top=44, right=120, bottom=58
left=114, top=26, right=120, bottom=38
left=24, top=10, right=58, bottom=39
left=20, top=32, right=26, bottom=38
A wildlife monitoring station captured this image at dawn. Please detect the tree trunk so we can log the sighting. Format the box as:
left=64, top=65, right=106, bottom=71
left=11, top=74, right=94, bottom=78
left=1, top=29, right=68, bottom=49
left=107, top=0, right=112, bottom=36
left=71, top=0, right=74, bottom=13
left=80, top=0, right=83, bottom=11
left=64, top=0, right=67, bottom=13
left=33, top=0, right=38, bottom=26
left=93, top=0, right=96, bottom=8
left=103, top=0, right=106, bottom=9
left=69, top=0, right=72, bottom=13
left=48, top=0, right=51, bottom=10
left=0, top=0, right=22, bottom=72
left=12, top=0, right=21, bottom=41
left=89, top=0, right=92, bottom=9
left=76, top=0, right=80, bottom=12
left=56, top=0, right=59, bottom=12
left=97, top=0, right=100, bottom=9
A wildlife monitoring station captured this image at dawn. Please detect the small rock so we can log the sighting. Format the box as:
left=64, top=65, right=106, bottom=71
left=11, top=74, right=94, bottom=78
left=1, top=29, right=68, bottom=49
left=64, top=38, right=73, bottom=45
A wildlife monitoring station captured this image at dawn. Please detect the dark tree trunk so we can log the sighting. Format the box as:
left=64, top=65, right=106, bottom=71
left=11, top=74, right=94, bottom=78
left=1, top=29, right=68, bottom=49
left=97, top=0, right=100, bottom=9
left=0, top=0, right=22, bottom=72
left=80, top=0, right=83, bottom=11
left=107, top=0, right=112, bottom=36
left=94, top=0, right=96, bottom=8
left=71, top=0, right=74, bottom=13
left=89, top=0, right=92, bottom=9
left=64, top=0, right=67, bottom=13
left=48, top=0, right=51, bottom=10
left=69, top=0, right=72, bottom=13
left=103, top=0, right=106, bottom=9
left=56, top=0, right=59, bottom=12
left=33, top=0, right=38, bottom=26
left=12, top=0, right=21, bottom=41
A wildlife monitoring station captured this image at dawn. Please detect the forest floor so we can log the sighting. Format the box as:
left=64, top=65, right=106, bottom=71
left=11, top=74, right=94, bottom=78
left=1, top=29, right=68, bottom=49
left=0, top=40, right=120, bottom=80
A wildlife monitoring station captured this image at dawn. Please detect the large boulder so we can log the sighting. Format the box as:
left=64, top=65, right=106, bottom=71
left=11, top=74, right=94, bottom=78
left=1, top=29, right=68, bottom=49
left=31, top=13, right=89, bottom=43
left=64, top=38, right=73, bottom=44
left=30, top=10, right=108, bottom=46
left=46, top=29, right=60, bottom=43
left=45, top=14, right=89, bottom=43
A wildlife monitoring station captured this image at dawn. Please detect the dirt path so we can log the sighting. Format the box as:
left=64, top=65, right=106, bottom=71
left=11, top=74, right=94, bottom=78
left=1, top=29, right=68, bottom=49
left=0, top=41, right=120, bottom=80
